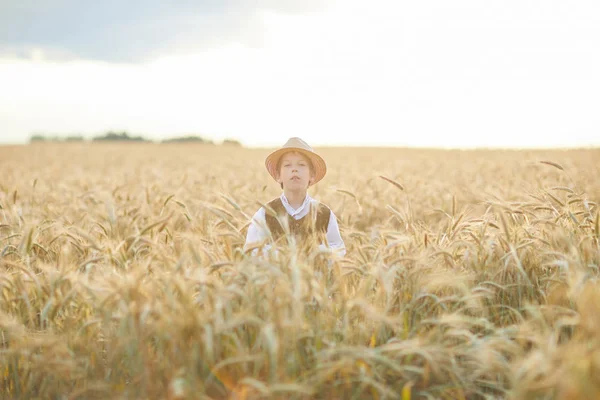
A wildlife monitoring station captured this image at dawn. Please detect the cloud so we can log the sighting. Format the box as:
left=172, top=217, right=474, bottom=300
left=1, top=0, right=598, bottom=148
left=0, top=0, right=328, bottom=63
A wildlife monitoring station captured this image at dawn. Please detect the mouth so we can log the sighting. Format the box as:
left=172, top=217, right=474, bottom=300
left=291, top=176, right=300, bottom=181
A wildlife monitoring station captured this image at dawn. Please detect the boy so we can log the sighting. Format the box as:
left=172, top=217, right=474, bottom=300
left=244, top=137, right=345, bottom=257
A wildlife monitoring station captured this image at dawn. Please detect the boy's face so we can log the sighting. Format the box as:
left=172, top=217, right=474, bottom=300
left=277, top=151, right=314, bottom=190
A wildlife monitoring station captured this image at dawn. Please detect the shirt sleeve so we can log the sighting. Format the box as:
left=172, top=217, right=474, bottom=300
left=326, top=209, right=346, bottom=257
left=244, top=207, right=269, bottom=253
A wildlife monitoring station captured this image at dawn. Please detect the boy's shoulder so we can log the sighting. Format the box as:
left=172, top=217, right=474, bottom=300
left=307, top=197, right=330, bottom=208
left=266, top=197, right=283, bottom=207
left=251, top=197, right=285, bottom=220
left=308, top=198, right=332, bottom=218
left=264, top=197, right=286, bottom=215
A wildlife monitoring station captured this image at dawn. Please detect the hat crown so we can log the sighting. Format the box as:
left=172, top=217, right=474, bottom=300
left=282, top=137, right=313, bottom=152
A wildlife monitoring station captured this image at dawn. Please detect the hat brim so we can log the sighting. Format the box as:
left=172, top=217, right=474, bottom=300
left=265, top=147, right=327, bottom=186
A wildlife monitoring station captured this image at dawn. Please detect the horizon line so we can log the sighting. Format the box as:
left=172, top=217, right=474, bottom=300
left=1, top=141, right=598, bottom=151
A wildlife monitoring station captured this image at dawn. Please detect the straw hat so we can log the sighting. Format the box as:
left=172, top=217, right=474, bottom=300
left=265, top=137, right=327, bottom=186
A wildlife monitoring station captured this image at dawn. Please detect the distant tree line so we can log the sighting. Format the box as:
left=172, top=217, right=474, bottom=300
left=92, top=131, right=148, bottom=142
left=29, top=131, right=242, bottom=146
left=30, top=134, right=86, bottom=142
left=161, top=135, right=213, bottom=144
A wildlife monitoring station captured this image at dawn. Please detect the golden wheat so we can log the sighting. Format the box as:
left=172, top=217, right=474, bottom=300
left=0, top=143, right=599, bottom=399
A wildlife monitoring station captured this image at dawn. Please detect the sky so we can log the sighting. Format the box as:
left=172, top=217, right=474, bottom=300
left=1, top=0, right=599, bottom=148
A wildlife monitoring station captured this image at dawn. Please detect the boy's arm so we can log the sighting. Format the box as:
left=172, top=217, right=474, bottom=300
left=326, top=210, right=346, bottom=257
left=244, top=208, right=269, bottom=254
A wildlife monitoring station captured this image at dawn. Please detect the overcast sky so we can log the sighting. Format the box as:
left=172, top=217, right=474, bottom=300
left=1, top=0, right=599, bottom=148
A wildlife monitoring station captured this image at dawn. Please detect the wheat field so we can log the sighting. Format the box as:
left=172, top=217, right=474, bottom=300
left=1, top=143, right=599, bottom=399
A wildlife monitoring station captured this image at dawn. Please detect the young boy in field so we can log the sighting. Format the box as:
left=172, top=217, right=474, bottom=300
left=244, top=137, right=345, bottom=258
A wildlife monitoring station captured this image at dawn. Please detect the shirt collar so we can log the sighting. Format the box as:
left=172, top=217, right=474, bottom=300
left=280, top=193, right=312, bottom=216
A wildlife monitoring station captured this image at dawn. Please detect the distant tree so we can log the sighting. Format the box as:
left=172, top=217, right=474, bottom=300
left=64, top=135, right=84, bottom=142
left=30, top=134, right=63, bottom=142
left=222, top=139, right=242, bottom=147
left=92, top=131, right=149, bottom=142
left=162, top=135, right=213, bottom=144
left=30, top=134, right=47, bottom=142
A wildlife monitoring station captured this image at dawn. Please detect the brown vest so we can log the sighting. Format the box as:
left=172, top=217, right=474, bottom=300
left=264, top=197, right=331, bottom=248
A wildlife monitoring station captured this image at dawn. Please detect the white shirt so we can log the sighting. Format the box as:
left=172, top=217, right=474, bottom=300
left=244, top=193, right=346, bottom=257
